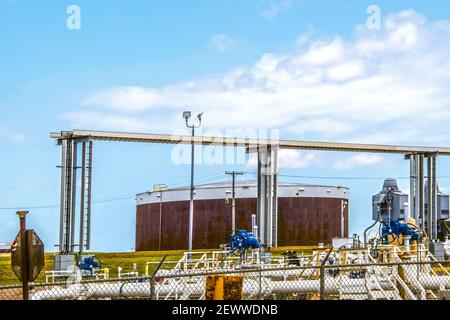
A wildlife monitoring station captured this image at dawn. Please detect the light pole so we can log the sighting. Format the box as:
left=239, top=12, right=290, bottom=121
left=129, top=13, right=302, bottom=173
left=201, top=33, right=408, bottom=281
left=183, top=111, right=203, bottom=253
left=225, top=171, right=244, bottom=232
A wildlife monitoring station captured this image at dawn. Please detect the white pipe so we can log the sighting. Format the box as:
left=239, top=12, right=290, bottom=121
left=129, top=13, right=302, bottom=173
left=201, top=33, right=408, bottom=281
left=30, top=265, right=450, bottom=300
left=403, top=265, right=450, bottom=290
left=30, top=284, right=83, bottom=300
left=270, top=278, right=391, bottom=295
left=30, top=276, right=391, bottom=300
left=418, top=276, right=450, bottom=290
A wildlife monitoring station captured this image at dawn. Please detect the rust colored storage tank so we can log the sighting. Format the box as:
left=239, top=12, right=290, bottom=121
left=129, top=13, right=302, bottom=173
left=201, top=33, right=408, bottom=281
left=136, top=181, right=349, bottom=251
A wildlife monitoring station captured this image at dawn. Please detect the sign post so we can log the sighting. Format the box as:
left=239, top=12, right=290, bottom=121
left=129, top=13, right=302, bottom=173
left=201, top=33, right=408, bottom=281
left=18, top=211, right=29, bottom=300
left=10, top=211, right=45, bottom=300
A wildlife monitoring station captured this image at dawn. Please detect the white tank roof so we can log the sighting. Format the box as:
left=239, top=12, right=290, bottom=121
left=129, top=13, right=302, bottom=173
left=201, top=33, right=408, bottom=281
left=136, top=180, right=349, bottom=205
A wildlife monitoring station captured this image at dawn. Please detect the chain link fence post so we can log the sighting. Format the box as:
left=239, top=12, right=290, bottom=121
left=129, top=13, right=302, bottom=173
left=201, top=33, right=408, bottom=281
left=149, top=255, right=167, bottom=300
left=259, top=266, right=262, bottom=300
left=320, top=266, right=325, bottom=300
left=150, top=276, right=156, bottom=300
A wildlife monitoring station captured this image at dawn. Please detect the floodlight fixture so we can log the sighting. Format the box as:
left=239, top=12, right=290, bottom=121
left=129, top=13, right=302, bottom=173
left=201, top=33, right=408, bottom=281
left=183, top=111, right=192, bottom=120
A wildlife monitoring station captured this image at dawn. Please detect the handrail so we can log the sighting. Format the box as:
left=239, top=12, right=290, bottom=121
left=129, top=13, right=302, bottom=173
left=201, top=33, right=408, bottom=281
left=391, top=272, right=417, bottom=300
left=391, top=252, right=426, bottom=300
left=366, top=255, right=400, bottom=299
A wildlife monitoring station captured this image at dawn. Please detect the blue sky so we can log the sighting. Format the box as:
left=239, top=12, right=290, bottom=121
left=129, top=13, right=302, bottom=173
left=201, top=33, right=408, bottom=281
left=2, top=1, right=450, bottom=251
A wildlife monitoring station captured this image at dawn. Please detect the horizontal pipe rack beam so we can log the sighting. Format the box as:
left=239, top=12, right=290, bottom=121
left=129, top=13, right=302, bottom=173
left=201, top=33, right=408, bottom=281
left=51, top=129, right=450, bottom=155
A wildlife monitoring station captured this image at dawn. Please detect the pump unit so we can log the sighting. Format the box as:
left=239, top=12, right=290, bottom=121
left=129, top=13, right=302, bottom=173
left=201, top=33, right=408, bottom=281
left=380, top=219, right=420, bottom=245
left=76, top=255, right=102, bottom=277
left=228, top=229, right=259, bottom=257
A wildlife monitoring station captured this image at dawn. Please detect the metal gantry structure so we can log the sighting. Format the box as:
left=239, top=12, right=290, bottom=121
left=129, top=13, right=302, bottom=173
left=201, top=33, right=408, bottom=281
left=57, top=135, right=93, bottom=254
left=51, top=129, right=450, bottom=253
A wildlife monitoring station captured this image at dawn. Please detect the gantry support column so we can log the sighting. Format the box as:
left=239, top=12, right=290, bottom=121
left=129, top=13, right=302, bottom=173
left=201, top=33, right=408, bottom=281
left=58, top=134, right=93, bottom=254
left=419, top=154, right=425, bottom=233
left=256, top=144, right=279, bottom=250
left=427, top=155, right=433, bottom=239
left=432, top=156, right=438, bottom=240
left=409, top=154, right=416, bottom=221
left=79, top=141, right=93, bottom=252
left=59, top=138, right=77, bottom=253
left=407, top=153, right=425, bottom=232
left=408, top=152, right=439, bottom=240
left=426, top=154, right=438, bottom=241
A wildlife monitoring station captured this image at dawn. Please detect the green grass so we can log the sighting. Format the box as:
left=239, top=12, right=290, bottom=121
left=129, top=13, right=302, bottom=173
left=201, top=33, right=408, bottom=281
left=0, top=252, right=57, bottom=285
left=0, top=251, right=184, bottom=286
left=0, top=246, right=316, bottom=286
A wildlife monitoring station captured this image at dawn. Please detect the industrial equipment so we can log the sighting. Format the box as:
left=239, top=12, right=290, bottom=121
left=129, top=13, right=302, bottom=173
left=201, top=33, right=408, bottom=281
left=77, top=255, right=102, bottom=277
left=281, top=250, right=301, bottom=266
left=380, top=219, right=420, bottom=245
left=369, top=178, right=450, bottom=261
left=228, top=230, right=259, bottom=258
left=42, top=129, right=450, bottom=300
left=31, top=243, right=450, bottom=301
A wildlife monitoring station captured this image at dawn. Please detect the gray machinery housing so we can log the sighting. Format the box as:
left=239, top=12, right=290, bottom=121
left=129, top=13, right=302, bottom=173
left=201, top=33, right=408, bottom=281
left=372, top=178, right=409, bottom=222
left=425, top=182, right=450, bottom=225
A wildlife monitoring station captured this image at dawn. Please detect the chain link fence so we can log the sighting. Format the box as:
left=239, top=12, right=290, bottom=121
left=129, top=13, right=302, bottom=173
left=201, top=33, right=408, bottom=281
left=1, top=261, right=449, bottom=300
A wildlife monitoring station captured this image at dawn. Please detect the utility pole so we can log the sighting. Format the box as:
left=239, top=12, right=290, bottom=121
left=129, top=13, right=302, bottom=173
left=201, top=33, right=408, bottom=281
left=183, top=111, right=203, bottom=253
left=225, top=171, right=244, bottom=231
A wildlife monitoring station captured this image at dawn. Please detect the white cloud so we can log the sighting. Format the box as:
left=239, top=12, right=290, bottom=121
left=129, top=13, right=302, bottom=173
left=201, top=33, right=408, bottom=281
left=327, top=60, right=365, bottom=81
left=66, top=10, right=450, bottom=147
left=82, top=86, right=163, bottom=111
left=333, top=154, right=384, bottom=170
left=296, top=26, right=315, bottom=46
left=278, top=150, right=318, bottom=168
left=259, top=0, right=294, bottom=21
left=295, top=38, right=345, bottom=65
left=288, top=118, right=353, bottom=136
left=209, top=34, right=239, bottom=52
